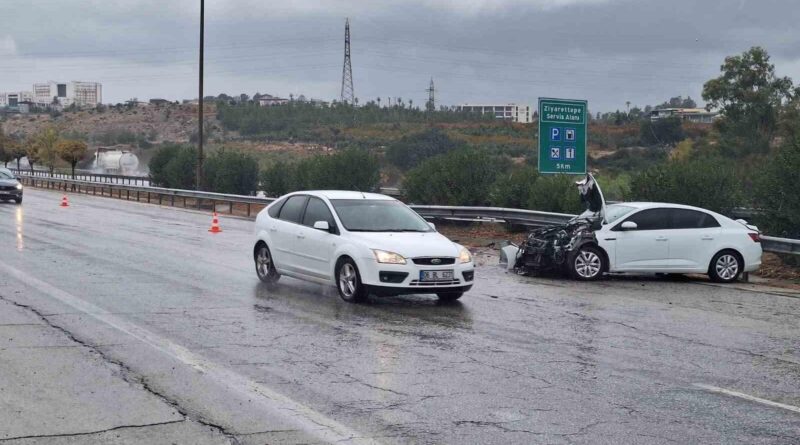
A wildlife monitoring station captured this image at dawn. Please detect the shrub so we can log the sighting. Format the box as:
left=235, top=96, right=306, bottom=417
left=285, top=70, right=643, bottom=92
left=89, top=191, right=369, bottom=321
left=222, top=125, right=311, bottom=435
left=629, top=157, right=742, bottom=214
left=526, top=174, right=584, bottom=214
left=404, top=148, right=508, bottom=205
left=753, top=137, right=800, bottom=237
left=148, top=144, right=196, bottom=189
left=385, top=127, right=462, bottom=170
left=260, top=149, right=380, bottom=196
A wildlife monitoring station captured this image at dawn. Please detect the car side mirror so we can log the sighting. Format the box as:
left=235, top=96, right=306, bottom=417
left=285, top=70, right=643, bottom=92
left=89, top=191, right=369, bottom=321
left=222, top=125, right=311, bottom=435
left=620, top=221, right=638, bottom=231
left=428, top=222, right=436, bottom=231
left=313, top=221, right=330, bottom=232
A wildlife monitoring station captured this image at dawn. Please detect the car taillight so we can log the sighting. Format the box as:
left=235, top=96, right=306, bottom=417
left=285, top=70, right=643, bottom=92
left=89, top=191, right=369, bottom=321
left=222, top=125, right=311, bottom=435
left=748, top=233, right=761, bottom=243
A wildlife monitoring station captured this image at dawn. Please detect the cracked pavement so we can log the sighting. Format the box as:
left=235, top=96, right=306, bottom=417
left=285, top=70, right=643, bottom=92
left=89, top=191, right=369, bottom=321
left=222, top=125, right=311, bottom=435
left=0, top=188, right=799, bottom=444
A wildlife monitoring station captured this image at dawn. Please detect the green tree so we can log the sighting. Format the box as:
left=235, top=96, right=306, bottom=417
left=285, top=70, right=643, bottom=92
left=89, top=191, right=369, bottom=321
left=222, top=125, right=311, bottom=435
left=386, top=127, right=463, bottom=170
left=202, top=149, right=259, bottom=195
left=297, top=149, right=380, bottom=191
left=261, top=161, right=295, bottom=196
left=0, top=128, right=12, bottom=167
left=702, top=47, right=797, bottom=156
left=24, top=137, right=40, bottom=173
left=640, top=116, right=685, bottom=146
left=404, top=148, right=507, bottom=205
left=10, top=140, right=25, bottom=171
left=35, top=126, right=61, bottom=174
left=148, top=144, right=182, bottom=187
left=148, top=144, right=196, bottom=189
left=56, top=139, right=88, bottom=178
left=162, top=146, right=197, bottom=189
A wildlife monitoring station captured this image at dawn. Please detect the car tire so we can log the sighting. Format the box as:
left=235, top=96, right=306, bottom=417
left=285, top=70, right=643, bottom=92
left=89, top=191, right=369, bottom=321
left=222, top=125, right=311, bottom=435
left=709, top=250, right=742, bottom=283
left=336, top=258, right=367, bottom=303
left=437, top=292, right=463, bottom=302
left=14, top=197, right=21, bottom=204
left=254, top=243, right=280, bottom=285
left=569, top=245, right=606, bottom=281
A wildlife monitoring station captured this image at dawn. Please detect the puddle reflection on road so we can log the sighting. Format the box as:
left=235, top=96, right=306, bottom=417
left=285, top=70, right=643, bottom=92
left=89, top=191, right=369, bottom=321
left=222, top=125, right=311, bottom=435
left=252, top=279, right=473, bottom=331
left=15, top=206, right=24, bottom=251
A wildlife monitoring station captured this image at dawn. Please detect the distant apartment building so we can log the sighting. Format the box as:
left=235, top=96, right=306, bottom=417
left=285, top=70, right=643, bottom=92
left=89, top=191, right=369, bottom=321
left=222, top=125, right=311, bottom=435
left=455, top=103, right=532, bottom=123
left=649, top=107, right=718, bottom=124
left=0, top=91, right=34, bottom=107
left=32, top=81, right=103, bottom=107
left=255, top=94, right=289, bottom=107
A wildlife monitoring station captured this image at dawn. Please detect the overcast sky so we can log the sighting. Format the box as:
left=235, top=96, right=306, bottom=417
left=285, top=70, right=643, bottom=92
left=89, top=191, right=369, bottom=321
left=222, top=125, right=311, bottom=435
left=1, top=0, right=798, bottom=112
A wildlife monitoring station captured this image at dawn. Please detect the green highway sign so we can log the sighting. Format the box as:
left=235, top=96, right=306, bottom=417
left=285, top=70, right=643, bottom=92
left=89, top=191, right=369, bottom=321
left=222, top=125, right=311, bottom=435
left=538, top=98, right=587, bottom=175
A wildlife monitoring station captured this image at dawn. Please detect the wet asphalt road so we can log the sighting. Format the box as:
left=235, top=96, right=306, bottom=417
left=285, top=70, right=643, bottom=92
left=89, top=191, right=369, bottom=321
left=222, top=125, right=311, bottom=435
left=0, top=188, right=799, bottom=444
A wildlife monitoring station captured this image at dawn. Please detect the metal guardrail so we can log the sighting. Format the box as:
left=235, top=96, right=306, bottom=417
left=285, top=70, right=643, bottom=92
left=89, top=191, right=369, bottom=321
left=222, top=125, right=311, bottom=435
left=11, top=169, right=150, bottom=186
left=19, top=175, right=273, bottom=217
left=16, top=174, right=800, bottom=256
left=761, top=236, right=800, bottom=255
left=409, top=205, right=573, bottom=227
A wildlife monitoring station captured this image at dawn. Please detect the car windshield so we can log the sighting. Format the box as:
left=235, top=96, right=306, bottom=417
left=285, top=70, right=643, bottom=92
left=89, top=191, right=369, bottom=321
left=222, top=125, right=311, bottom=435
left=330, top=199, right=432, bottom=232
left=0, top=170, right=14, bottom=179
left=604, top=204, right=636, bottom=224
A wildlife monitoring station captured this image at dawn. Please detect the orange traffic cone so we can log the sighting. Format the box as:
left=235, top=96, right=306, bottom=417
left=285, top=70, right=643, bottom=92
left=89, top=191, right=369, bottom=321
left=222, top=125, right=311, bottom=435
left=60, top=195, right=69, bottom=207
left=208, top=212, right=222, bottom=233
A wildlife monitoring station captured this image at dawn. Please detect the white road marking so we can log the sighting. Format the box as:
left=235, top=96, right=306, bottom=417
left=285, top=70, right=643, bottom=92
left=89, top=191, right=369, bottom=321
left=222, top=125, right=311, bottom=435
left=694, top=383, right=800, bottom=415
left=0, top=261, right=380, bottom=445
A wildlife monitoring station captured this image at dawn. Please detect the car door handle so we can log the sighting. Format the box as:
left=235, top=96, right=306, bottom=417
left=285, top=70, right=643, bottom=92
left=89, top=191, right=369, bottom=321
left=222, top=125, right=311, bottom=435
left=296, top=233, right=305, bottom=239
left=269, top=226, right=277, bottom=232
left=655, top=236, right=668, bottom=241
left=701, top=235, right=714, bottom=240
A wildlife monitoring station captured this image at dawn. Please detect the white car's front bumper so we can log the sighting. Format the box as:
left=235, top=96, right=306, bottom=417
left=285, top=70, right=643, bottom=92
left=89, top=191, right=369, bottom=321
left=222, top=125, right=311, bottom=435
left=358, top=256, right=475, bottom=295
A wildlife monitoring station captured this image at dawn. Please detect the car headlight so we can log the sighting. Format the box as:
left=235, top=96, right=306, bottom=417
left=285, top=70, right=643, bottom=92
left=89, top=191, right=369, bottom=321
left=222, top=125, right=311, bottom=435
left=459, top=247, right=472, bottom=264
left=372, top=249, right=406, bottom=264
left=15, top=183, right=22, bottom=190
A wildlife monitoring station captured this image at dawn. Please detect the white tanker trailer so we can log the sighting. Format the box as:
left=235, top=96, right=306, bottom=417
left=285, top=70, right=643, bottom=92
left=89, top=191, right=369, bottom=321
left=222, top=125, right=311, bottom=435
left=94, top=148, right=140, bottom=175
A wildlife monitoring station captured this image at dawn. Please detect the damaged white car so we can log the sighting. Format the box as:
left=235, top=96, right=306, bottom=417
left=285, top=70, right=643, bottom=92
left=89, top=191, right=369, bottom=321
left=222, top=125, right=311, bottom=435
left=501, top=174, right=762, bottom=283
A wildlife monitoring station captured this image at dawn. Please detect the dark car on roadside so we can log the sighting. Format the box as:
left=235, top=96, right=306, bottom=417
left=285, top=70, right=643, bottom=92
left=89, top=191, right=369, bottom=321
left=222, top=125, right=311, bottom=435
left=0, top=168, right=23, bottom=204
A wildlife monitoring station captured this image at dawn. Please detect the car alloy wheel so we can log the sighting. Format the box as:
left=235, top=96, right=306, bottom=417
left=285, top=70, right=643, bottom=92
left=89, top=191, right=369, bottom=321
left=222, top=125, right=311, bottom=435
left=714, top=253, right=740, bottom=282
left=255, top=245, right=279, bottom=284
left=337, top=259, right=367, bottom=303
left=570, top=246, right=605, bottom=281
left=575, top=251, right=601, bottom=278
left=339, top=263, right=357, bottom=297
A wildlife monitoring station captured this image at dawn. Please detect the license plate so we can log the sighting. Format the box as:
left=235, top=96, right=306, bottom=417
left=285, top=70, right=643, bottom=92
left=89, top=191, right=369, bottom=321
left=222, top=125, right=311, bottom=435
left=420, top=270, right=454, bottom=282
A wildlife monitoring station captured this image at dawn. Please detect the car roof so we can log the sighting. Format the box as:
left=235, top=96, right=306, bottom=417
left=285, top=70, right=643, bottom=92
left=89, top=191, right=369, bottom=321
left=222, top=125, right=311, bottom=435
left=611, top=201, right=722, bottom=214
left=287, top=190, right=395, bottom=201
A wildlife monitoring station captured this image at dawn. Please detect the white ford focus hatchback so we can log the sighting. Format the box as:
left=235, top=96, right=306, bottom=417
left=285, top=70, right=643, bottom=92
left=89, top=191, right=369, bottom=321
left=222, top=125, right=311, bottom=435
left=253, top=191, right=474, bottom=302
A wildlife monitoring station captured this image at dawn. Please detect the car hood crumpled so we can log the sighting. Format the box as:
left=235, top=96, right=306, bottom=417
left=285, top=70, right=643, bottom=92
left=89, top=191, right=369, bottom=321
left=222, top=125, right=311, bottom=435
left=347, top=231, right=461, bottom=259
left=576, top=173, right=605, bottom=219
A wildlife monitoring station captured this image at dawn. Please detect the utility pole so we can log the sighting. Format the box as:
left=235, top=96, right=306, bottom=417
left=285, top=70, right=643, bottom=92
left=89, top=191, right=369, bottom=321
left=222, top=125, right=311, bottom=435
left=196, top=0, right=205, bottom=189
left=426, top=78, right=435, bottom=112
left=340, top=18, right=354, bottom=104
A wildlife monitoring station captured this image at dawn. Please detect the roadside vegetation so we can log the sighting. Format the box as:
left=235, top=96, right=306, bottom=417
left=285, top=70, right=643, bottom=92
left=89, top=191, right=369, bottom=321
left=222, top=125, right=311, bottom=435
left=147, top=47, right=800, bottom=237
left=1, top=46, right=795, bottom=239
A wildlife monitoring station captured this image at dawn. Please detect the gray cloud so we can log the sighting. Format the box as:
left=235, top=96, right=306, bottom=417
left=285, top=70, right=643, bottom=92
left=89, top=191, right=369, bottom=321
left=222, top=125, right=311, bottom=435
left=0, top=0, right=798, bottom=111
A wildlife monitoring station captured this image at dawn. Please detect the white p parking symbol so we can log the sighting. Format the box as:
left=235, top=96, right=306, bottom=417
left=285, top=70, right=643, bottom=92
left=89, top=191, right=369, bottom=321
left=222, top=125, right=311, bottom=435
left=550, top=128, right=561, bottom=141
